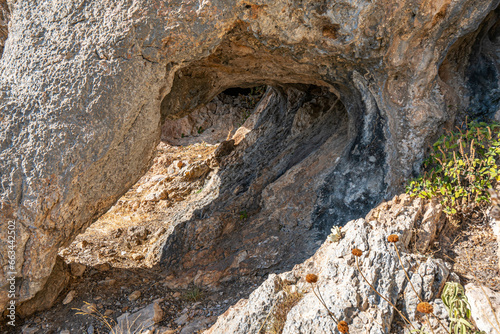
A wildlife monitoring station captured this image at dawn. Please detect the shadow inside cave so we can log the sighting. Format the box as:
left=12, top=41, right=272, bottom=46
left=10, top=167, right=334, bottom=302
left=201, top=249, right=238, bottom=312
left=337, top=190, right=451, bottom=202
left=155, top=82, right=388, bottom=288
left=59, top=80, right=388, bottom=292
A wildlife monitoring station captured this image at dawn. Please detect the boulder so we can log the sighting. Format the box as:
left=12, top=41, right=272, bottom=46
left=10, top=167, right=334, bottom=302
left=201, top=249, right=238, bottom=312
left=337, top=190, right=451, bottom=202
left=1, top=0, right=500, bottom=315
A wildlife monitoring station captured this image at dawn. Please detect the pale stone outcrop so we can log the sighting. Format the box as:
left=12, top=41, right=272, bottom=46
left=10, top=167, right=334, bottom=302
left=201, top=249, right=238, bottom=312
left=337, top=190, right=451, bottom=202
left=206, top=195, right=452, bottom=333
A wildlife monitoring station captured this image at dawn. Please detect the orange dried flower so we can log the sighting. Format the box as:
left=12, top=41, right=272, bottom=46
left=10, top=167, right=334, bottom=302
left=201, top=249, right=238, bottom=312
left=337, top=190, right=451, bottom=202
left=387, top=234, right=399, bottom=243
left=337, top=320, right=349, bottom=333
left=417, top=302, right=433, bottom=314
left=305, top=274, right=318, bottom=283
left=352, top=248, right=363, bottom=257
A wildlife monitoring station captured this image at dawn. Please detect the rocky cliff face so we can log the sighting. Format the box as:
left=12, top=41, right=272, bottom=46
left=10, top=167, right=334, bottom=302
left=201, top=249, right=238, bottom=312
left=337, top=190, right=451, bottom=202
left=0, top=0, right=8, bottom=57
left=1, top=0, right=500, bottom=317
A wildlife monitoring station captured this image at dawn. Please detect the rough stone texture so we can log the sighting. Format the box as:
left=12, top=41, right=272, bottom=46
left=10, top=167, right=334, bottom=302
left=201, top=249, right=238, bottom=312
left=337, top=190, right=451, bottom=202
left=0, top=0, right=8, bottom=58
left=206, top=195, right=452, bottom=333
left=16, top=256, right=69, bottom=317
left=413, top=198, right=446, bottom=253
left=113, top=302, right=163, bottom=333
left=465, top=283, right=500, bottom=334
left=160, top=86, right=374, bottom=290
left=1, top=0, right=500, bottom=314
left=161, top=88, right=266, bottom=146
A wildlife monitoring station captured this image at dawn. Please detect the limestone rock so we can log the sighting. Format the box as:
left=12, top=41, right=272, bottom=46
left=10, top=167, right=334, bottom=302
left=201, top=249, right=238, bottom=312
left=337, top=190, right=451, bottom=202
left=70, top=263, right=86, bottom=277
left=17, top=256, right=69, bottom=317
left=404, top=257, right=450, bottom=321
left=182, top=161, right=211, bottom=181
left=206, top=196, right=455, bottom=333
left=414, top=198, right=446, bottom=253
left=113, top=302, right=163, bottom=333
left=62, top=290, right=76, bottom=305
left=465, top=283, right=500, bottom=334
left=128, top=290, right=141, bottom=302
left=1, top=0, right=500, bottom=315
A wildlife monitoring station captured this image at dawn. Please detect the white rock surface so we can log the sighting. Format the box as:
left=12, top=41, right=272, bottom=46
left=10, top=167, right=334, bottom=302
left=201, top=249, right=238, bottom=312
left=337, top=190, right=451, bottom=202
left=206, top=195, right=454, bottom=334
left=465, top=283, right=500, bottom=334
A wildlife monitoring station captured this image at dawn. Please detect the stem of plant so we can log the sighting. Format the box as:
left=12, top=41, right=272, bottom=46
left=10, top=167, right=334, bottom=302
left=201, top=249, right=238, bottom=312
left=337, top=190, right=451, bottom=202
left=355, top=256, right=415, bottom=330
left=309, top=282, right=339, bottom=324
left=425, top=314, right=436, bottom=334
left=392, top=243, right=449, bottom=333
left=392, top=243, right=422, bottom=303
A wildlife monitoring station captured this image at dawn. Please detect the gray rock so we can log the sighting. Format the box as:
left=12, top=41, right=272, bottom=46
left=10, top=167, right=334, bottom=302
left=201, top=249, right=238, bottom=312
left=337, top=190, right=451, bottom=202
left=62, top=290, right=76, bottom=305
left=206, top=196, right=456, bottom=334
left=113, top=302, right=163, bottom=333
left=465, top=283, right=500, bottom=334
left=21, top=326, right=39, bottom=334
left=180, top=316, right=216, bottom=334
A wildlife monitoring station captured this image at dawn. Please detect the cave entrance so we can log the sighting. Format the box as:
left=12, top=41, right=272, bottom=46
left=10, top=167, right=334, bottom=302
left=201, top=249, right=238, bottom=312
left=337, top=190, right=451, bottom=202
left=58, top=83, right=362, bottom=279
left=58, top=84, right=269, bottom=269
left=53, top=74, right=388, bottom=334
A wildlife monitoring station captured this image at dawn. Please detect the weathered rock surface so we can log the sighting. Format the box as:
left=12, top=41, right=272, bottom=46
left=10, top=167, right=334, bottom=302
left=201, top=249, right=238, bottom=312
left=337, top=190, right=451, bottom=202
left=113, top=302, right=163, bottom=333
left=1, top=0, right=500, bottom=315
left=465, top=283, right=500, bottom=334
left=160, top=85, right=373, bottom=290
left=206, top=195, right=451, bottom=333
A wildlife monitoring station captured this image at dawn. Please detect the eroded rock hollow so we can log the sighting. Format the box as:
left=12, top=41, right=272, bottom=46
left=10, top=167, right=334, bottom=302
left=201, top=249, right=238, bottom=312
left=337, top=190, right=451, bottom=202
left=1, top=0, right=500, bottom=317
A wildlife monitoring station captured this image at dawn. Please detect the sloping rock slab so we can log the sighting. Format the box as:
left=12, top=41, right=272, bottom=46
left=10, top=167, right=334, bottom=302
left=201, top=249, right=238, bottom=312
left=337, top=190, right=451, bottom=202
left=206, top=195, right=451, bottom=333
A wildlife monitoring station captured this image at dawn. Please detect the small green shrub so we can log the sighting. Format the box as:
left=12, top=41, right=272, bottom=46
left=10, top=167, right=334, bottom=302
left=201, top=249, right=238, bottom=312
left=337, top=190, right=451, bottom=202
left=441, top=282, right=485, bottom=334
left=239, top=210, right=248, bottom=220
left=407, top=121, right=500, bottom=219
left=182, top=286, right=204, bottom=302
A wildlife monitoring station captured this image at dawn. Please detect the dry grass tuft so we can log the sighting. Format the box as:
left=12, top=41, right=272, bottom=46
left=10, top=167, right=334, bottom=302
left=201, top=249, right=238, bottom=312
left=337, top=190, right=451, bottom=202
left=266, top=281, right=304, bottom=334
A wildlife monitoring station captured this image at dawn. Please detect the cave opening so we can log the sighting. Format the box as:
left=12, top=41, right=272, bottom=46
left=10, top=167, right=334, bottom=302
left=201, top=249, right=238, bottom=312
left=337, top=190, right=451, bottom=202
left=59, top=81, right=366, bottom=279
left=51, top=50, right=389, bottom=334
left=57, top=21, right=388, bottom=302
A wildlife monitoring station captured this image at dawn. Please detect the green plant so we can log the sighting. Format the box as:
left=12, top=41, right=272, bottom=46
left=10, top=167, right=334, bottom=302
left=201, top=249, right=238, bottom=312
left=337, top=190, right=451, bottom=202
left=441, top=282, right=484, bottom=334
left=239, top=210, right=248, bottom=220
left=197, top=127, right=204, bottom=134
left=182, top=285, right=204, bottom=302
left=407, top=121, right=500, bottom=220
